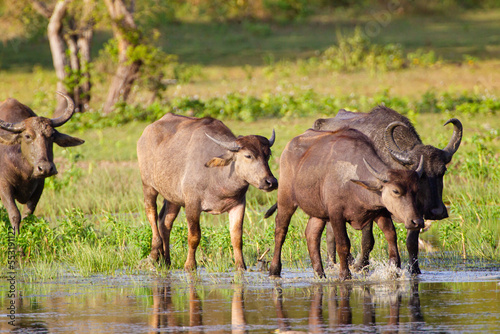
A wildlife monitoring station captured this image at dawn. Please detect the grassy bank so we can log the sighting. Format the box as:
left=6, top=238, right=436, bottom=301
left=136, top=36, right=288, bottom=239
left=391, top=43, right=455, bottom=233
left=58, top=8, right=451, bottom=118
left=0, top=99, right=498, bottom=278
left=0, top=9, right=499, bottom=278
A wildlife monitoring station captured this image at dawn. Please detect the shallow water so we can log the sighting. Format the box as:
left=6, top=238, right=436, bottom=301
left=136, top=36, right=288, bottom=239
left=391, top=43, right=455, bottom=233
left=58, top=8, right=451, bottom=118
left=1, top=265, right=499, bottom=333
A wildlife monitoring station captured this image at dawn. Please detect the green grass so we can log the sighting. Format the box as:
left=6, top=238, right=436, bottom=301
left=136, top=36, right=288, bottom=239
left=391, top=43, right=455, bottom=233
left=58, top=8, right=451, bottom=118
left=2, top=10, right=500, bottom=110
left=0, top=9, right=499, bottom=278
left=0, top=106, right=498, bottom=278
left=4, top=10, right=495, bottom=69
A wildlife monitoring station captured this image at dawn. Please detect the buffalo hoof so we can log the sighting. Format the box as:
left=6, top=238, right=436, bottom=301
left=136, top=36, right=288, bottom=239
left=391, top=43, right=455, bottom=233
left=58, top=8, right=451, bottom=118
left=269, top=264, right=282, bottom=278
left=148, top=247, right=165, bottom=263
left=315, top=272, right=327, bottom=279
left=409, top=265, right=421, bottom=275
left=353, top=264, right=369, bottom=273
left=235, top=262, right=247, bottom=271
left=184, top=261, right=197, bottom=272
left=339, top=270, right=352, bottom=281
left=353, top=259, right=370, bottom=273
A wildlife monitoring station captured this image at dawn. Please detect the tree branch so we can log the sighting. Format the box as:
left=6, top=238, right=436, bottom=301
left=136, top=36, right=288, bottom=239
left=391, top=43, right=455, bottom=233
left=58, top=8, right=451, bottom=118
left=30, top=0, right=54, bottom=18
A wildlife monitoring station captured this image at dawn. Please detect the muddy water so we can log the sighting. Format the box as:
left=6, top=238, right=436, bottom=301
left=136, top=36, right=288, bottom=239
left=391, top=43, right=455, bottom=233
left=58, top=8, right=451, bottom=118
left=1, top=266, right=499, bottom=333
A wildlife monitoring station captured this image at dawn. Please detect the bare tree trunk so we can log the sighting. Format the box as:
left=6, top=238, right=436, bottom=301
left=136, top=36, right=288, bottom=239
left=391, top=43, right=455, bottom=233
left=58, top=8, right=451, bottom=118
left=103, top=0, right=142, bottom=114
left=78, top=25, right=93, bottom=110
left=32, top=0, right=95, bottom=115
left=66, top=29, right=81, bottom=109
left=46, top=0, right=70, bottom=116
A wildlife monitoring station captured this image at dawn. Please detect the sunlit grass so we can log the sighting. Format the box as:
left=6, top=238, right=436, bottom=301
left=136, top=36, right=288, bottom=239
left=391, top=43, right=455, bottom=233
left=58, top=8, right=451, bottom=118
left=1, top=107, right=498, bottom=279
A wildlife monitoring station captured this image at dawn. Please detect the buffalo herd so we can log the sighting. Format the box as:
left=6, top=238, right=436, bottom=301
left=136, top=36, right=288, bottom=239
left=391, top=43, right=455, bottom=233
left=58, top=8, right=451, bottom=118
left=0, top=93, right=462, bottom=280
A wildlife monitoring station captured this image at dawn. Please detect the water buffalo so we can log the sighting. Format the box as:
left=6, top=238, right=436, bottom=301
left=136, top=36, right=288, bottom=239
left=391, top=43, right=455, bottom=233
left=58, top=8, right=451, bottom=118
left=137, top=113, right=278, bottom=271
left=313, top=106, right=462, bottom=273
left=267, top=128, right=424, bottom=279
left=0, top=92, right=84, bottom=235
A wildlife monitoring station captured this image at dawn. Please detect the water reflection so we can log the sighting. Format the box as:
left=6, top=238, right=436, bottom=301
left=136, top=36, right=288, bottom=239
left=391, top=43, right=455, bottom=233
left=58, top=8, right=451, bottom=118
left=1, top=272, right=499, bottom=333
left=150, top=281, right=203, bottom=334
left=271, top=282, right=423, bottom=333
left=146, top=278, right=425, bottom=333
left=149, top=279, right=249, bottom=334
left=231, top=285, right=246, bottom=334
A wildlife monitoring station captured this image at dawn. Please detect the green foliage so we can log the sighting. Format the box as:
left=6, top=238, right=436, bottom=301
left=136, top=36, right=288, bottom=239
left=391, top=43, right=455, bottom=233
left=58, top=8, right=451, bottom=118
left=0, top=206, right=151, bottom=275
left=172, top=63, right=203, bottom=84
left=460, top=136, right=495, bottom=178
left=62, top=89, right=499, bottom=133
left=1, top=88, right=499, bottom=276
left=263, top=0, right=313, bottom=21
left=15, top=215, right=60, bottom=258
left=97, top=33, right=201, bottom=102
left=17, top=3, right=47, bottom=40
left=242, top=21, right=272, bottom=37
left=63, top=54, right=92, bottom=98
left=44, top=149, right=83, bottom=191
left=265, top=26, right=441, bottom=75
left=439, top=221, right=462, bottom=248
left=58, top=209, right=97, bottom=244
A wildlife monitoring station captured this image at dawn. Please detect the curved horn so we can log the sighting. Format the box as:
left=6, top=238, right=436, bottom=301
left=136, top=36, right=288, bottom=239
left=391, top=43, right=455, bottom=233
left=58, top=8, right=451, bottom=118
left=0, top=119, right=25, bottom=133
left=268, top=129, right=276, bottom=147
left=442, top=118, right=463, bottom=162
left=415, top=155, right=424, bottom=178
left=205, top=133, right=241, bottom=152
left=384, top=121, right=413, bottom=165
left=50, top=91, right=76, bottom=127
left=363, top=158, right=388, bottom=182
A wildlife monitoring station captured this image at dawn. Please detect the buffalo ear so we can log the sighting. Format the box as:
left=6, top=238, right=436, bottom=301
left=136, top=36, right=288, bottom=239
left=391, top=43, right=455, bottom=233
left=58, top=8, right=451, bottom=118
left=53, top=131, right=85, bottom=147
left=0, top=132, right=21, bottom=145
left=350, top=179, right=382, bottom=192
left=205, top=153, right=234, bottom=167
left=313, top=118, right=326, bottom=130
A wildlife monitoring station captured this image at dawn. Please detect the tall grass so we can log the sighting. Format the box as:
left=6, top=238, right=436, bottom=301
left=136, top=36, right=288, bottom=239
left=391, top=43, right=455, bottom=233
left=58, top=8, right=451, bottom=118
left=0, top=90, right=498, bottom=278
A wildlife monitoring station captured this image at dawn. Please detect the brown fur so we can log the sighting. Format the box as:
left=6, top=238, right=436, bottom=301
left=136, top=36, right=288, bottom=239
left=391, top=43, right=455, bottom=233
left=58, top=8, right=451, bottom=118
left=137, top=113, right=277, bottom=272
left=268, top=129, right=423, bottom=280
left=313, top=107, right=462, bottom=274
left=0, top=96, right=84, bottom=235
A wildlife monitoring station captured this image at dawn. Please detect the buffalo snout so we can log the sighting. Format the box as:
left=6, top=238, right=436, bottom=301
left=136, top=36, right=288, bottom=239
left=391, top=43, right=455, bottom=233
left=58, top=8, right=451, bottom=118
left=406, top=217, right=424, bottom=230
left=426, top=205, right=449, bottom=220
left=259, top=176, right=278, bottom=192
left=33, top=161, right=57, bottom=178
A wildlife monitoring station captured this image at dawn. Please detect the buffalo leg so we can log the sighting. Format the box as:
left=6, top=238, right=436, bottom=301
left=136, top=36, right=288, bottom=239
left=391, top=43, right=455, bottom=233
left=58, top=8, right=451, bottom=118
left=23, top=182, right=44, bottom=220
left=305, top=217, right=327, bottom=278
left=407, top=229, right=421, bottom=274
left=375, top=215, right=401, bottom=268
left=142, top=184, right=162, bottom=261
left=184, top=205, right=202, bottom=271
left=228, top=202, right=247, bottom=270
left=326, top=222, right=336, bottom=264
left=158, top=199, right=180, bottom=267
left=353, top=222, right=375, bottom=271
left=0, top=186, right=21, bottom=235
left=329, top=217, right=351, bottom=280
left=327, top=223, right=355, bottom=266
left=269, top=199, right=297, bottom=277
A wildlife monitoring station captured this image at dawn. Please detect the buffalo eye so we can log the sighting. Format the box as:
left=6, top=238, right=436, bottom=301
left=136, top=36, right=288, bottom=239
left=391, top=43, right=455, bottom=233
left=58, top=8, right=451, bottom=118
left=244, top=154, right=252, bottom=159
left=392, top=189, right=401, bottom=196
left=24, top=134, right=32, bottom=141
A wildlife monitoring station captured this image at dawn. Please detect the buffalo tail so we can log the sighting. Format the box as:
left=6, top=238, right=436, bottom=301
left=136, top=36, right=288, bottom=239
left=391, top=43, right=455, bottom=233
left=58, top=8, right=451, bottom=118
left=264, top=203, right=278, bottom=219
